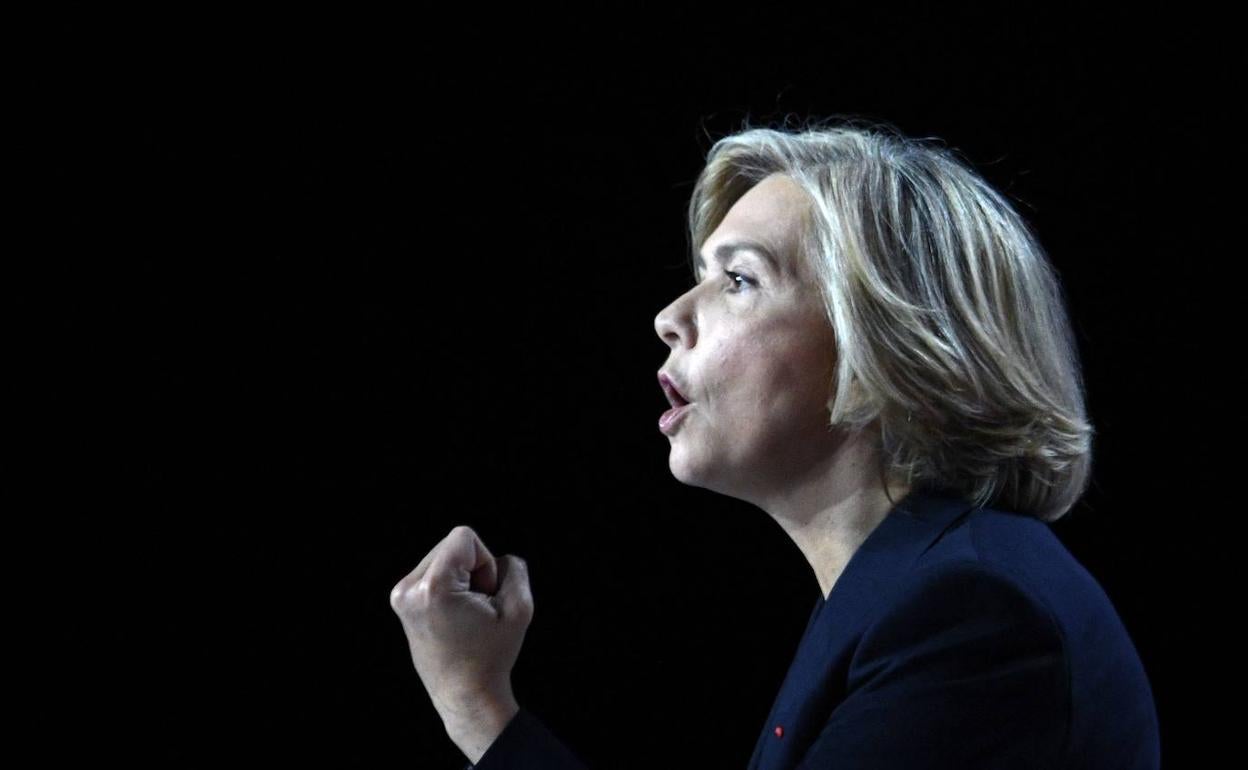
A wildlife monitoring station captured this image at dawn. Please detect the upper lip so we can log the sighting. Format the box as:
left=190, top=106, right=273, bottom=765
left=658, top=371, right=692, bottom=408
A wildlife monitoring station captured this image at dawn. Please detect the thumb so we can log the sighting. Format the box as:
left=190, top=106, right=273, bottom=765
left=494, top=555, right=534, bottom=624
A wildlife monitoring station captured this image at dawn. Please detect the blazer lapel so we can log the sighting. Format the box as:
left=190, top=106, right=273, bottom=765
left=748, top=486, right=977, bottom=770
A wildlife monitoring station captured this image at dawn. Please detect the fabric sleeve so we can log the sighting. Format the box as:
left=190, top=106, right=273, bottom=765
left=461, top=706, right=589, bottom=770
left=795, top=562, right=1070, bottom=769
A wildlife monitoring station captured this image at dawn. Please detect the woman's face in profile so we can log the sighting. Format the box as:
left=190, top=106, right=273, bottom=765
left=654, top=173, right=841, bottom=501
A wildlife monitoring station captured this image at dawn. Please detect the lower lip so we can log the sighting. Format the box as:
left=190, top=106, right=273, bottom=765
left=659, top=403, right=692, bottom=435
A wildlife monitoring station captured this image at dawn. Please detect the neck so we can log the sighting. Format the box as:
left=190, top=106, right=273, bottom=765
left=756, top=428, right=911, bottom=600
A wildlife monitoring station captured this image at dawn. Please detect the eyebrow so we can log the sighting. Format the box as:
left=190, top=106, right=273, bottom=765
left=694, top=239, right=782, bottom=279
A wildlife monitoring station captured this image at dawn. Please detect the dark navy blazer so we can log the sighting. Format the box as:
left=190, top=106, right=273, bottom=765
left=463, top=486, right=1161, bottom=769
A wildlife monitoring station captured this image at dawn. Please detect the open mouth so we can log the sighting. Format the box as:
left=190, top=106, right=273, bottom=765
left=660, top=376, right=690, bottom=408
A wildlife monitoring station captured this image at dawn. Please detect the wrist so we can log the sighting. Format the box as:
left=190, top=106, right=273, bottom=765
left=444, top=693, right=520, bottom=765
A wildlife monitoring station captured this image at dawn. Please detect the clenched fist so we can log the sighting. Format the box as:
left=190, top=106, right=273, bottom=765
left=389, top=525, right=531, bottom=741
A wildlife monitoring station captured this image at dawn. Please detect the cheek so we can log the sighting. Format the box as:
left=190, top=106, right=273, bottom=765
left=706, top=334, right=808, bottom=416
left=699, top=310, right=836, bottom=423
left=704, top=333, right=769, bottom=394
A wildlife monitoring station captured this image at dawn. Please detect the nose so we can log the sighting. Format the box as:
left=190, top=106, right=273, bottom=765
left=655, top=287, right=695, bottom=350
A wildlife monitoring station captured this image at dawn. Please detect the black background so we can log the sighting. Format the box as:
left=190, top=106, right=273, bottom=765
left=42, top=8, right=1228, bottom=767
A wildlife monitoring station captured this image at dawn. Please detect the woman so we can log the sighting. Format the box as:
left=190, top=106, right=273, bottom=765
left=389, top=120, right=1162, bottom=769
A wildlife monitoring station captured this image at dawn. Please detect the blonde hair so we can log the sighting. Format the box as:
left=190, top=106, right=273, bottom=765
left=686, top=117, right=1094, bottom=522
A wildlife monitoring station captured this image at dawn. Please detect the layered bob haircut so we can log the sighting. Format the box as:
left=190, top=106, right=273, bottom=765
left=687, top=118, right=1093, bottom=523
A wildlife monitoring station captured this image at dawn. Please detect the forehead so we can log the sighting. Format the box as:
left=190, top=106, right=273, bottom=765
left=697, top=174, right=810, bottom=278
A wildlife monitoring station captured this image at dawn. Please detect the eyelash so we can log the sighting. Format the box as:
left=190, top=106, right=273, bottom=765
left=723, top=269, right=756, bottom=293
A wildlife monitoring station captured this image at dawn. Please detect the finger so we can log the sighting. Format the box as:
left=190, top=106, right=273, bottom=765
left=408, top=526, right=467, bottom=584
left=462, top=528, right=500, bottom=595
left=392, top=527, right=454, bottom=600
left=417, top=526, right=499, bottom=598
left=391, top=526, right=489, bottom=606
left=494, top=555, right=533, bottom=624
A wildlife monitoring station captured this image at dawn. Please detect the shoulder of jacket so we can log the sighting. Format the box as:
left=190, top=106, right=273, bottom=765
left=870, top=559, right=1066, bottom=646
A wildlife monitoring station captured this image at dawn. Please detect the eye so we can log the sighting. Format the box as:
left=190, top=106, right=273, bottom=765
left=723, top=269, right=756, bottom=293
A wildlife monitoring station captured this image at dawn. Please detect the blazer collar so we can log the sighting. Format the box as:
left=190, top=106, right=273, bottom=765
left=817, top=483, right=977, bottom=609
left=749, top=484, right=977, bottom=770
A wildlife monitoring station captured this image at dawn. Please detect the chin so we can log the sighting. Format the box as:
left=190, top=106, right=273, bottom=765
left=667, top=453, right=725, bottom=493
left=666, top=451, right=702, bottom=485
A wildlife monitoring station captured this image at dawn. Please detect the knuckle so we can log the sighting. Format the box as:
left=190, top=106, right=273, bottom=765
left=414, top=576, right=442, bottom=599
left=390, top=579, right=432, bottom=610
